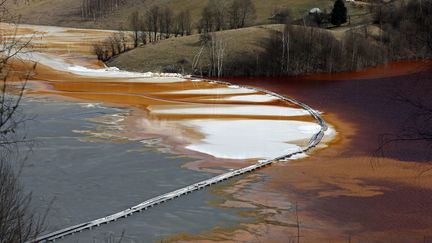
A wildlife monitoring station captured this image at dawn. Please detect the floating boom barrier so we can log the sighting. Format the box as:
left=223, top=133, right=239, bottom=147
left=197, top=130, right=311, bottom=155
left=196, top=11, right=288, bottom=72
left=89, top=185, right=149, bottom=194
left=29, top=77, right=328, bottom=242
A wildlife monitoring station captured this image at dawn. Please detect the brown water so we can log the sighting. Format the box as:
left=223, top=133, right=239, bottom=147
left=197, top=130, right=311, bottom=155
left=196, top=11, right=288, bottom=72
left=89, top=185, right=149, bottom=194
left=176, top=60, right=432, bottom=243
left=5, top=23, right=331, bottom=163
left=5, top=22, right=431, bottom=242
left=2, top=23, right=337, bottom=242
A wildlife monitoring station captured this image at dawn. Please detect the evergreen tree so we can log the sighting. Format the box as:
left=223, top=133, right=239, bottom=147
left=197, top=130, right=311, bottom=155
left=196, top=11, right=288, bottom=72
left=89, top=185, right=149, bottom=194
left=331, top=0, right=347, bottom=26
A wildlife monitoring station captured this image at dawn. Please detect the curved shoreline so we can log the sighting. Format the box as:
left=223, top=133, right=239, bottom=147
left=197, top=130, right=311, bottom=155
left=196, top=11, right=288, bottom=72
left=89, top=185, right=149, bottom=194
left=29, top=78, right=328, bottom=243
left=211, top=65, right=432, bottom=243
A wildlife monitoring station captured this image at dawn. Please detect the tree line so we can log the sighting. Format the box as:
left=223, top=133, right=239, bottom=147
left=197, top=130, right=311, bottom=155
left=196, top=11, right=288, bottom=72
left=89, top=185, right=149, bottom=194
left=93, top=6, right=193, bottom=61
left=134, top=6, right=192, bottom=43
left=94, top=0, right=431, bottom=77
left=198, top=0, right=256, bottom=33
left=93, top=31, right=129, bottom=61
left=209, top=0, right=432, bottom=77
left=253, top=25, right=385, bottom=76
left=372, top=0, right=432, bottom=60
left=81, top=0, right=126, bottom=21
left=90, top=0, right=258, bottom=63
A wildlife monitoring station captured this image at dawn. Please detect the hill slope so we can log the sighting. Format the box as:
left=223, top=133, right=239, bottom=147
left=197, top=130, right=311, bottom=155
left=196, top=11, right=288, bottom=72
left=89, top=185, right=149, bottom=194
left=107, top=24, right=283, bottom=73
left=10, top=0, right=334, bottom=30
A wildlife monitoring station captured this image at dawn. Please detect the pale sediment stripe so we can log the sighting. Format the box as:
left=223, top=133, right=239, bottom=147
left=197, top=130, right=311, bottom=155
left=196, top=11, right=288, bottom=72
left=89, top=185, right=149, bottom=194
left=28, top=77, right=330, bottom=243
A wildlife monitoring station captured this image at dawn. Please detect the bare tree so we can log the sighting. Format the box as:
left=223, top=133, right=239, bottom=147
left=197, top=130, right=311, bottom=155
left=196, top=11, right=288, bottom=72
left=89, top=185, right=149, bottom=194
left=129, top=11, right=140, bottom=48
left=93, top=41, right=109, bottom=61
left=238, top=0, right=256, bottom=28
left=81, top=0, right=125, bottom=21
left=281, top=24, right=291, bottom=73
left=183, top=10, right=192, bottom=35
left=209, top=33, right=226, bottom=77
left=148, top=6, right=160, bottom=42
left=192, top=45, right=205, bottom=74
left=157, top=6, right=172, bottom=40
left=93, top=31, right=127, bottom=61
left=207, top=0, right=227, bottom=31
left=144, top=6, right=160, bottom=42
left=173, top=15, right=181, bottom=37
left=139, top=29, right=147, bottom=45
left=158, top=8, right=165, bottom=40
left=135, top=14, right=146, bottom=45
left=174, top=10, right=192, bottom=36
left=0, top=153, right=48, bottom=243
left=199, top=5, right=215, bottom=33
left=118, top=29, right=128, bottom=52
left=195, top=32, right=226, bottom=77
left=376, top=71, right=432, bottom=164
left=228, top=0, right=241, bottom=29
left=144, top=13, right=152, bottom=42
left=113, top=32, right=124, bottom=54
left=164, top=7, right=173, bottom=38
left=0, top=2, right=47, bottom=241
left=372, top=0, right=432, bottom=58
left=107, top=35, right=119, bottom=56
left=229, top=0, right=256, bottom=29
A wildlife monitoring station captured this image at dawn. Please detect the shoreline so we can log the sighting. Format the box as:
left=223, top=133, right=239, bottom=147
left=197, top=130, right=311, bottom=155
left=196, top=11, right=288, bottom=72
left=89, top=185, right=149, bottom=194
left=164, top=60, right=432, bottom=242
left=32, top=79, right=329, bottom=241
left=7, top=22, right=432, bottom=242
left=22, top=50, right=432, bottom=242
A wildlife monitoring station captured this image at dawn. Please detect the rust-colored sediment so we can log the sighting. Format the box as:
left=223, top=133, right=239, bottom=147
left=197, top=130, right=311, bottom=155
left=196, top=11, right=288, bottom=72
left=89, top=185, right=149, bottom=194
left=165, top=61, right=432, bottom=243
left=3, top=24, right=318, bottom=173
left=5, top=23, right=432, bottom=242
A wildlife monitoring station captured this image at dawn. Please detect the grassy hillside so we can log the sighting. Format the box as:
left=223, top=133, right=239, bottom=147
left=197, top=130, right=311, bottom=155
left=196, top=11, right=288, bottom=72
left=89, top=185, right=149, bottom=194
left=164, top=0, right=336, bottom=24
left=9, top=0, right=151, bottom=30
left=107, top=18, right=386, bottom=76
left=107, top=25, right=283, bottom=73
left=10, top=0, right=374, bottom=75
left=10, top=0, right=336, bottom=30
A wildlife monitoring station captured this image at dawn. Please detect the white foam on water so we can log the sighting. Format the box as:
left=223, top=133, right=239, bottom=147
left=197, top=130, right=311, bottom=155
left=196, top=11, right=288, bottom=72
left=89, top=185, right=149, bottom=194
left=11, top=23, right=336, bottom=162
left=207, top=94, right=279, bottom=102
left=182, top=119, right=324, bottom=159
left=18, top=52, right=186, bottom=83
left=163, top=87, right=257, bottom=95
left=148, top=105, right=310, bottom=117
